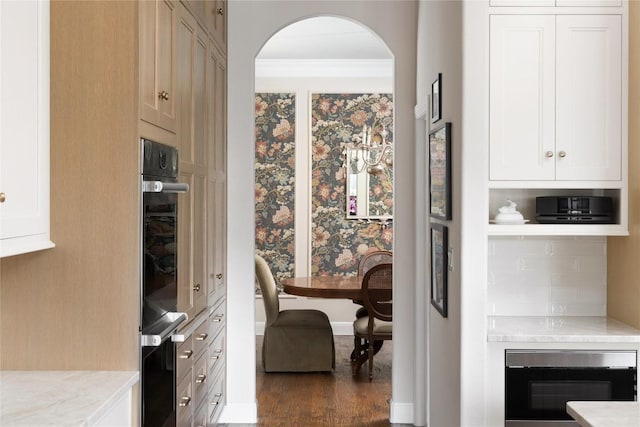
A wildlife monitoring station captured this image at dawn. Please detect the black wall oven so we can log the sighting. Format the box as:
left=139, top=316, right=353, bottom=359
left=505, top=350, right=637, bottom=426
left=140, top=138, right=189, bottom=427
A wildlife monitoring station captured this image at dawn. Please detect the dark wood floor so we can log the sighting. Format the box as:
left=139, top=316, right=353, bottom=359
left=218, top=335, right=398, bottom=426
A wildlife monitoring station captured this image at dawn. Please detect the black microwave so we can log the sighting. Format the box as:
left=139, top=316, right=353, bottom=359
left=505, top=350, right=636, bottom=426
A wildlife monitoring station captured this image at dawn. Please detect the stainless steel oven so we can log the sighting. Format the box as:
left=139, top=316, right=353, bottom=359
left=140, top=138, right=189, bottom=427
left=505, top=350, right=637, bottom=426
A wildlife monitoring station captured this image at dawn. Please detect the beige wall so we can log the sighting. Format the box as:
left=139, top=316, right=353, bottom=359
left=0, top=1, right=139, bottom=370
left=608, top=1, right=640, bottom=326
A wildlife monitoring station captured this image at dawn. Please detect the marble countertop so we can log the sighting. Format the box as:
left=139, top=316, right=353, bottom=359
left=488, top=316, right=640, bottom=343
left=0, top=370, right=139, bottom=426
left=567, top=401, right=640, bottom=427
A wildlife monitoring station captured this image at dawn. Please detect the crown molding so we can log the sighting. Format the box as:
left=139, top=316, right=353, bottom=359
left=255, top=58, right=393, bottom=78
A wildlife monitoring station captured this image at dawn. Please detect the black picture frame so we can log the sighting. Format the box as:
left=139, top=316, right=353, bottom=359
left=430, top=223, right=448, bottom=318
left=428, top=122, right=452, bottom=220
left=431, top=73, right=442, bottom=124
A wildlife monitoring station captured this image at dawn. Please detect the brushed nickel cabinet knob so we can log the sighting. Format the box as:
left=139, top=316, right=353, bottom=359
left=545, top=151, right=554, bottom=158
left=216, top=273, right=223, bottom=279
left=158, top=90, right=169, bottom=101
left=0, top=192, right=5, bottom=203
left=558, top=151, right=567, bottom=158
left=216, top=7, right=224, bottom=16
left=193, top=283, right=201, bottom=292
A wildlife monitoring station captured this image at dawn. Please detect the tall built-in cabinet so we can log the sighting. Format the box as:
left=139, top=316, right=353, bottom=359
left=0, top=0, right=55, bottom=258
left=488, top=1, right=628, bottom=236
left=139, top=1, right=226, bottom=425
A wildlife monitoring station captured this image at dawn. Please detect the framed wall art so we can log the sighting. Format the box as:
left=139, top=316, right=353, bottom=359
left=431, top=73, right=442, bottom=124
left=428, top=122, right=452, bottom=220
left=430, top=223, right=448, bottom=318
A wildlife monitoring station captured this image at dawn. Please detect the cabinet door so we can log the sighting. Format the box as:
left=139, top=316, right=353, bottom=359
left=140, top=0, right=177, bottom=132
left=211, top=0, right=226, bottom=50
left=489, top=15, right=556, bottom=181
left=0, top=0, right=54, bottom=257
left=555, top=15, right=622, bottom=181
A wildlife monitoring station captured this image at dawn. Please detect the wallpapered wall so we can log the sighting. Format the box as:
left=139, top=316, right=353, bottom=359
left=254, top=92, right=393, bottom=280
left=311, top=93, right=393, bottom=276
left=254, top=93, right=296, bottom=284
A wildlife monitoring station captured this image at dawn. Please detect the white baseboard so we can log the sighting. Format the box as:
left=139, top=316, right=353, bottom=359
left=217, top=401, right=258, bottom=424
left=390, top=400, right=414, bottom=424
left=255, top=321, right=353, bottom=336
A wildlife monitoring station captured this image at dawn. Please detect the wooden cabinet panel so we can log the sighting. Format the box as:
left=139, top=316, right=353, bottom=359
left=140, top=0, right=177, bottom=132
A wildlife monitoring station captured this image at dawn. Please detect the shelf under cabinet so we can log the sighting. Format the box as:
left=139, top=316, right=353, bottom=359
left=488, top=223, right=628, bottom=236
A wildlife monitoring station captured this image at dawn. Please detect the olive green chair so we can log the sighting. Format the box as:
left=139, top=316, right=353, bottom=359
left=255, top=254, right=335, bottom=372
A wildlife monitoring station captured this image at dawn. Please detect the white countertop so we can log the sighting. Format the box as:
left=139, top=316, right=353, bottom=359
left=0, top=370, right=139, bottom=426
left=488, top=316, right=640, bottom=343
left=567, top=401, right=640, bottom=427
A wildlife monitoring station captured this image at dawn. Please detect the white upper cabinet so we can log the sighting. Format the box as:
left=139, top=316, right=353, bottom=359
left=489, top=14, right=622, bottom=183
left=490, top=15, right=556, bottom=181
left=555, top=15, right=622, bottom=181
left=0, top=0, right=54, bottom=257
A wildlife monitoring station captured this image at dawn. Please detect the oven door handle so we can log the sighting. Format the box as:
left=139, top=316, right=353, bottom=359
left=141, top=312, right=188, bottom=347
left=142, top=181, right=190, bottom=194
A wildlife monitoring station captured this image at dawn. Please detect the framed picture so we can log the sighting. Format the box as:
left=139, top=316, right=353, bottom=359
left=431, top=73, right=442, bottom=123
left=430, top=223, right=448, bottom=318
left=429, top=122, right=452, bottom=220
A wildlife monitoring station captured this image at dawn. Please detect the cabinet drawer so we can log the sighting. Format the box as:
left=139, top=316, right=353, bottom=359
left=193, top=319, right=210, bottom=358
left=193, top=351, right=208, bottom=408
left=194, top=398, right=208, bottom=427
left=176, top=368, right=193, bottom=422
left=208, top=331, right=225, bottom=380
left=207, top=372, right=225, bottom=423
left=209, top=301, right=226, bottom=338
left=176, top=335, right=195, bottom=381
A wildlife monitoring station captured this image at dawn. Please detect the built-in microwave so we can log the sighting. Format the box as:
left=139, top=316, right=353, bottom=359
left=505, top=350, right=637, bottom=427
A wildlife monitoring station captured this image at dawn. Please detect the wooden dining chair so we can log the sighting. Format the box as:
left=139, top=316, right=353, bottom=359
left=352, top=250, right=393, bottom=361
left=358, top=250, right=393, bottom=278
left=255, top=254, right=335, bottom=372
left=352, top=263, right=392, bottom=381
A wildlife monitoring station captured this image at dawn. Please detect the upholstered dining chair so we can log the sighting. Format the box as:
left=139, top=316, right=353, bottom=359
left=255, top=254, right=335, bottom=372
left=352, top=263, right=392, bottom=381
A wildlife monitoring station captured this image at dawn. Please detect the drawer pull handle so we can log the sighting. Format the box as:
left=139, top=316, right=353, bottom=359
left=179, top=349, right=194, bottom=359
left=179, top=396, right=191, bottom=407
left=211, top=349, right=223, bottom=360
left=196, top=333, right=208, bottom=341
left=196, top=374, right=207, bottom=384
left=212, top=314, right=224, bottom=322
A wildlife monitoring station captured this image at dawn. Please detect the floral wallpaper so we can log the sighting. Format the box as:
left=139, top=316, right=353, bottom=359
left=311, top=93, right=394, bottom=276
left=254, top=93, right=296, bottom=285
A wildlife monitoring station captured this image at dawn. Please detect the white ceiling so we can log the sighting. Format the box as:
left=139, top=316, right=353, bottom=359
left=256, top=16, right=391, bottom=60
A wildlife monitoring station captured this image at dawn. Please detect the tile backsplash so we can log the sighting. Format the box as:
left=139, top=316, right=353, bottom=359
left=488, top=236, right=606, bottom=316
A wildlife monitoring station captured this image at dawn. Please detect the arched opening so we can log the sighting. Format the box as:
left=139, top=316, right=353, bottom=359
left=253, top=16, right=396, bottom=423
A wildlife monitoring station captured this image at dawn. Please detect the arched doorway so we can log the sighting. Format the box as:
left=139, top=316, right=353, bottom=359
left=253, top=16, right=395, bottom=424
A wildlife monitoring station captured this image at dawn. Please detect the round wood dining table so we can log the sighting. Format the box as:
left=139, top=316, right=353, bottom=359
left=281, top=275, right=362, bottom=299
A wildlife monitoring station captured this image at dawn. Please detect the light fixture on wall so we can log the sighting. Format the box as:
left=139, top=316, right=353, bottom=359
left=345, top=124, right=393, bottom=176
